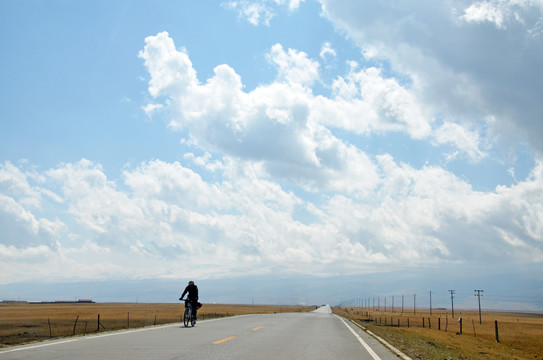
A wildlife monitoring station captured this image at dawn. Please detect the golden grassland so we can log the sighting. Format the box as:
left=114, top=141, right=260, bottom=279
left=0, top=302, right=314, bottom=348
left=333, top=307, right=543, bottom=360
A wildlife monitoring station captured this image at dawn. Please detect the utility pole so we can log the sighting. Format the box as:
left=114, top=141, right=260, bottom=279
left=401, top=295, right=404, bottom=314
left=475, top=290, right=484, bottom=324
left=449, top=290, right=456, bottom=318
left=392, top=296, right=394, bottom=313
left=413, top=294, right=416, bottom=315
left=430, top=291, right=432, bottom=316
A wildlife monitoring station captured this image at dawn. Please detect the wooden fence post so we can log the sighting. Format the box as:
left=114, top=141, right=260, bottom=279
left=495, top=320, right=499, bottom=342
left=48, top=318, right=52, bottom=338
left=97, top=314, right=105, bottom=331
left=423, top=317, right=425, bottom=328
left=127, top=312, right=130, bottom=328
left=459, top=317, right=463, bottom=335
left=73, top=315, right=79, bottom=336
left=438, top=317, right=441, bottom=330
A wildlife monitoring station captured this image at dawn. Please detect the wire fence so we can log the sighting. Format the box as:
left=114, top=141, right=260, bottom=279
left=0, top=303, right=313, bottom=348
left=1, top=311, right=232, bottom=346
left=335, top=306, right=543, bottom=356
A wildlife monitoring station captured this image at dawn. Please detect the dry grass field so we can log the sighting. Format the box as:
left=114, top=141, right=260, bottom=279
left=0, top=302, right=314, bottom=348
left=333, top=307, right=543, bottom=360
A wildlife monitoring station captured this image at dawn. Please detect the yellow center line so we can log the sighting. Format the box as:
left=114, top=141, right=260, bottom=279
left=212, top=336, right=236, bottom=344
left=272, top=321, right=279, bottom=324
left=252, top=326, right=264, bottom=331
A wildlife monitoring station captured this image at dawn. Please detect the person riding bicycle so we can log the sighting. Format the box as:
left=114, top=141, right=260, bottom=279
left=179, top=281, right=199, bottom=322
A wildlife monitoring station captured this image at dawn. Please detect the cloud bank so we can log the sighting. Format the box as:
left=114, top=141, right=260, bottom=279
left=319, top=0, right=543, bottom=155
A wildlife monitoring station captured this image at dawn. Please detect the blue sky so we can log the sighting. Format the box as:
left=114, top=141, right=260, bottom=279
left=1, top=0, right=542, bottom=309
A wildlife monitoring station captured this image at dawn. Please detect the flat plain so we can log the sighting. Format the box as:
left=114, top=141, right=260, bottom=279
left=3, top=302, right=542, bottom=359
left=0, top=302, right=314, bottom=348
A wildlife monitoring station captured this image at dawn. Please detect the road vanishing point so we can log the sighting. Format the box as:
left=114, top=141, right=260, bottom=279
left=0, top=306, right=406, bottom=360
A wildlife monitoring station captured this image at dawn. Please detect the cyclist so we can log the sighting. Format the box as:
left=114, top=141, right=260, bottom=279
left=179, top=281, right=199, bottom=322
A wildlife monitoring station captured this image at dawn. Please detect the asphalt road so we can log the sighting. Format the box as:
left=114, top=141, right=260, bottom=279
left=0, top=306, right=402, bottom=360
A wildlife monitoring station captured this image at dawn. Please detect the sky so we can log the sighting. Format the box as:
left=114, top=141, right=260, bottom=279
left=1, top=0, right=542, bottom=310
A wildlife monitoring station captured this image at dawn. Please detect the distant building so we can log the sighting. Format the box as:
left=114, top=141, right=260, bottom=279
left=54, top=299, right=95, bottom=304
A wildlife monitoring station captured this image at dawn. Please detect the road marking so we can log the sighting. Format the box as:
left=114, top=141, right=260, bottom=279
left=252, top=326, right=263, bottom=331
left=350, top=321, right=412, bottom=360
left=0, top=324, right=180, bottom=353
left=213, top=336, right=236, bottom=344
left=272, top=321, right=279, bottom=324
left=0, top=338, right=78, bottom=353
left=0, top=317, right=236, bottom=354
left=336, top=316, right=382, bottom=360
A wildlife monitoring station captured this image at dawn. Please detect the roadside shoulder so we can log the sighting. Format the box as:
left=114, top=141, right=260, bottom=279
left=349, top=319, right=412, bottom=360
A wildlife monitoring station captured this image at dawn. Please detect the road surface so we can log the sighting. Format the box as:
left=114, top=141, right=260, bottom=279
left=1, top=306, right=404, bottom=360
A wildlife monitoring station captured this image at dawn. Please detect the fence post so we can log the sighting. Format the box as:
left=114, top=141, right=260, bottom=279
left=97, top=314, right=105, bottom=331
left=73, top=315, right=79, bottom=336
left=438, top=317, right=441, bottom=330
left=127, top=312, right=130, bottom=328
left=428, top=317, right=431, bottom=329
left=423, top=317, right=425, bottom=328
left=407, top=319, right=410, bottom=328
left=48, top=318, right=52, bottom=338
left=459, top=317, right=463, bottom=335
left=495, top=320, right=499, bottom=342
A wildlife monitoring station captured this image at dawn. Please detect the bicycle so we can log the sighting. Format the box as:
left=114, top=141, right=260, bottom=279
left=180, top=298, right=196, bottom=327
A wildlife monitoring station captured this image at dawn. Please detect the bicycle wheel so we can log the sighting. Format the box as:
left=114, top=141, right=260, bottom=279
left=183, top=307, right=191, bottom=327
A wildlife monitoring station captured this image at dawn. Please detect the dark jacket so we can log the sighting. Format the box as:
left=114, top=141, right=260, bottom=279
left=181, top=284, right=199, bottom=301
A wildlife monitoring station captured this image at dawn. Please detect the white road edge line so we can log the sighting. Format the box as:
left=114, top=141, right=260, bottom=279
left=349, top=319, right=412, bottom=360
left=336, top=315, right=382, bottom=360
left=0, top=316, right=234, bottom=354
